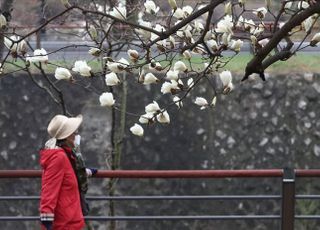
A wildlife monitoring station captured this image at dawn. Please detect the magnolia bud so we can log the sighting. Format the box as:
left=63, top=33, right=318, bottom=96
left=89, top=48, right=101, bottom=56
left=168, top=0, right=177, bottom=11
left=60, top=0, right=71, bottom=8
left=89, top=25, right=98, bottom=40
left=0, top=14, right=7, bottom=29
left=224, top=2, right=232, bottom=15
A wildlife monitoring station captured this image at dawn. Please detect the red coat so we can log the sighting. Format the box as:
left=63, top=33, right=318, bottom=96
left=40, top=147, right=85, bottom=230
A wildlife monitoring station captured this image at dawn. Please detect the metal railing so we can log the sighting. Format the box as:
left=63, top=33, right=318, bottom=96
left=1, top=169, right=320, bottom=229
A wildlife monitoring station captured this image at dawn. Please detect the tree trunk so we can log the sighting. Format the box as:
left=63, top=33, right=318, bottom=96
left=108, top=74, right=128, bottom=230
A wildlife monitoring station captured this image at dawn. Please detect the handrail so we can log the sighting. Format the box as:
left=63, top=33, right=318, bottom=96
left=1, top=169, right=319, bottom=179
left=1, top=169, right=320, bottom=229
left=0, top=195, right=282, bottom=201
left=0, top=169, right=284, bottom=178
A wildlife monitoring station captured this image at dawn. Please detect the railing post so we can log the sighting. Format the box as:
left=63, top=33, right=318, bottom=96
left=281, top=168, right=295, bottom=230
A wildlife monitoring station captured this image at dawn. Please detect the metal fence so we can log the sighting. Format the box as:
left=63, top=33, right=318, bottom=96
left=1, top=168, right=320, bottom=230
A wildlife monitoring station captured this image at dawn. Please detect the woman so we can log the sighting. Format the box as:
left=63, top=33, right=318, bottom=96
left=39, top=114, right=94, bottom=230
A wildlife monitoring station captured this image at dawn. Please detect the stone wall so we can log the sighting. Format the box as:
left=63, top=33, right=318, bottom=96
left=0, top=72, right=319, bottom=229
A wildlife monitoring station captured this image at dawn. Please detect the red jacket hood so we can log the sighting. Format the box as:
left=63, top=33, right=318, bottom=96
left=40, top=148, right=63, bottom=168
left=40, top=147, right=73, bottom=168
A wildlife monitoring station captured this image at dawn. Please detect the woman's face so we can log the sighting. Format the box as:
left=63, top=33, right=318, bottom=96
left=65, top=132, right=77, bottom=148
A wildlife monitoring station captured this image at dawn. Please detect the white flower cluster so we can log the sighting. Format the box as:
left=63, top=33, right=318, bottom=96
left=130, top=101, right=170, bottom=137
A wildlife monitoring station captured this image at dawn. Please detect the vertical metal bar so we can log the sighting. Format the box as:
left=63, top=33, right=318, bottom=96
left=281, top=168, right=295, bottom=230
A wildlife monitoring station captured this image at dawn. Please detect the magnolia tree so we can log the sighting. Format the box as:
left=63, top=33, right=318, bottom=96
left=1, top=0, right=320, bottom=137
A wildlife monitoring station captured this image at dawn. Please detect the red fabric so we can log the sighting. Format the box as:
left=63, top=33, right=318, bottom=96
left=40, top=147, right=85, bottom=230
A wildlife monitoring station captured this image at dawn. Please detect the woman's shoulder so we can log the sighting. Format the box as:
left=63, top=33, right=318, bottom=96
left=40, top=148, right=68, bottom=166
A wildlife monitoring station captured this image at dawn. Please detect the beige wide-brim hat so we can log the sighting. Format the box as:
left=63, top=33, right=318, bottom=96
left=47, top=114, right=83, bottom=140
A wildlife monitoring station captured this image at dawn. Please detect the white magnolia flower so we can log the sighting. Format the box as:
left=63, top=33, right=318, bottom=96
left=239, top=0, right=246, bottom=7
left=183, top=50, right=192, bottom=59
left=216, top=15, right=233, bottom=34
left=173, top=96, right=183, bottom=108
left=236, top=16, right=245, bottom=27
left=168, top=0, right=177, bottom=10
left=157, top=110, right=170, bottom=124
left=229, top=39, right=243, bottom=52
left=127, top=49, right=139, bottom=62
left=130, top=123, right=144, bottom=136
left=88, top=48, right=101, bottom=56
left=135, top=19, right=152, bottom=39
left=250, top=35, right=258, bottom=47
left=253, top=7, right=268, bottom=19
left=219, top=70, right=232, bottom=86
left=145, top=101, right=160, bottom=113
left=4, top=35, right=27, bottom=56
left=99, top=92, right=115, bottom=107
left=204, top=31, right=215, bottom=41
left=285, top=1, right=309, bottom=10
left=149, top=62, right=162, bottom=71
left=206, top=39, right=218, bottom=51
left=107, top=58, right=129, bottom=73
left=303, top=16, right=314, bottom=32
left=0, top=14, right=7, bottom=29
left=110, top=3, right=127, bottom=20
left=182, top=5, right=193, bottom=17
left=118, top=57, right=130, bottom=66
left=258, top=38, right=269, bottom=47
left=150, top=24, right=166, bottom=46
left=175, top=21, right=193, bottom=38
left=105, top=72, right=120, bottom=86
left=168, top=35, right=175, bottom=48
left=54, top=67, right=72, bottom=80
left=252, top=23, right=265, bottom=36
left=17, top=39, right=27, bottom=55
left=187, top=78, right=194, bottom=88
left=4, top=35, right=18, bottom=52
left=138, top=68, right=146, bottom=83
left=174, top=61, right=187, bottom=72
left=195, top=97, right=209, bottom=110
left=222, top=33, right=232, bottom=46
left=184, top=29, right=193, bottom=39
left=173, top=8, right=184, bottom=19
left=297, top=1, right=309, bottom=9
left=211, top=96, right=217, bottom=106
left=27, top=48, right=49, bottom=63
left=139, top=113, right=154, bottom=124
left=310, top=32, right=320, bottom=46
left=107, top=62, right=120, bottom=73
left=72, top=60, right=91, bottom=77
left=144, top=73, right=159, bottom=84
left=219, top=70, right=234, bottom=94
left=194, top=20, right=204, bottom=32
left=166, top=70, right=179, bottom=81
left=285, top=2, right=294, bottom=9
left=161, top=80, right=180, bottom=94
left=241, top=18, right=255, bottom=33
left=144, top=0, right=159, bottom=14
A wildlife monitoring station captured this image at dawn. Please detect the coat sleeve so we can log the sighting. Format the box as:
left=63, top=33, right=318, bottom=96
left=40, top=152, right=66, bottom=221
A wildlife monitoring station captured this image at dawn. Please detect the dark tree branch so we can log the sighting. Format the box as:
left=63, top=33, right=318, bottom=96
left=146, top=0, right=226, bottom=48
left=242, top=1, right=320, bottom=81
